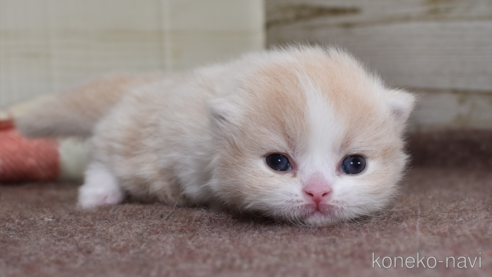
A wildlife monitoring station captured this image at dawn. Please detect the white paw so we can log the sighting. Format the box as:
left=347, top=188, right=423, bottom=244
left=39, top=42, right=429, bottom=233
left=77, top=162, right=124, bottom=209
left=77, top=186, right=124, bottom=209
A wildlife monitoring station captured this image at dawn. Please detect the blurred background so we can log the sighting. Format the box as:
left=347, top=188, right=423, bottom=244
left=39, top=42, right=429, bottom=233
left=1, top=0, right=491, bottom=131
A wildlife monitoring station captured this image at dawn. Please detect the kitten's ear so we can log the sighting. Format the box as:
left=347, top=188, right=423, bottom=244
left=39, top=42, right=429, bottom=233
left=386, top=89, right=416, bottom=126
left=207, top=96, right=242, bottom=131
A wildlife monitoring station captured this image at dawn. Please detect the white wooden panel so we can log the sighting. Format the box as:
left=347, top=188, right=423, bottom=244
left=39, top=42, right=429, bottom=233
left=0, top=0, right=265, bottom=108
left=167, top=31, right=265, bottom=70
left=164, top=0, right=265, bottom=70
left=167, top=0, right=264, bottom=31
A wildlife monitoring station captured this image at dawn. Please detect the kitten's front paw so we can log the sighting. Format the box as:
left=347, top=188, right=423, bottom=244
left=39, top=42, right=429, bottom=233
left=77, top=186, right=124, bottom=209
left=78, top=162, right=124, bottom=209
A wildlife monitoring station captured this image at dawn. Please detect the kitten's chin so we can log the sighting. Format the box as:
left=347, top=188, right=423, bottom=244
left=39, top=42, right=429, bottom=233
left=300, top=204, right=341, bottom=226
left=303, top=214, right=340, bottom=226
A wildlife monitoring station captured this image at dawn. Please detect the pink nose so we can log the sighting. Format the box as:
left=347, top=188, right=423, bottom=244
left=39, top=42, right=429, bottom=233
left=303, top=175, right=332, bottom=204
left=303, top=187, right=331, bottom=204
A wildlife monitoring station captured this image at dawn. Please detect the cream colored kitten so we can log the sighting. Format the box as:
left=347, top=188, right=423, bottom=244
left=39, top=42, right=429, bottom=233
left=16, top=46, right=415, bottom=226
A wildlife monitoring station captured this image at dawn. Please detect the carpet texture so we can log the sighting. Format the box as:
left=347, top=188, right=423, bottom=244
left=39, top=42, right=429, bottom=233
left=1, top=131, right=491, bottom=277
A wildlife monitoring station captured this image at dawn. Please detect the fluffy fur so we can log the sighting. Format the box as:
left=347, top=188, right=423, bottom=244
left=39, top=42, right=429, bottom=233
left=16, top=46, right=415, bottom=226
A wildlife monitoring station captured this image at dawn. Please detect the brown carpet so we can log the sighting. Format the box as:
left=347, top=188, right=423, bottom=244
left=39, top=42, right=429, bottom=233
left=1, top=131, right=491, bottom=277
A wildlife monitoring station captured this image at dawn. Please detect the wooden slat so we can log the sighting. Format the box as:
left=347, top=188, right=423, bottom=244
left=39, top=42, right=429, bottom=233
left=267, top=0, right=491, bottom=28
left=409, top=89, right=492, bottom=130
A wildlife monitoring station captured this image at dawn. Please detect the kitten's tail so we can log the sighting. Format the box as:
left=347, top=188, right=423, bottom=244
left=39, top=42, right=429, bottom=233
left=15, top=74, right=164, bottom=138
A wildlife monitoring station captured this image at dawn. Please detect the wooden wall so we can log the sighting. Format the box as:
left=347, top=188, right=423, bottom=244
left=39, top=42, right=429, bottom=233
left=267, top=0, right=492, bottom=130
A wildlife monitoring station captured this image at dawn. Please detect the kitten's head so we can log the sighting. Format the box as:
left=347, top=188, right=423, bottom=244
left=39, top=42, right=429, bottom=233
left=207, top=46, right=415, bottom=226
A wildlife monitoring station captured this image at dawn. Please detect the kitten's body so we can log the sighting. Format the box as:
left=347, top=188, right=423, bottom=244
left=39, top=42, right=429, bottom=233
left=17, top=46, right=415, bottom=226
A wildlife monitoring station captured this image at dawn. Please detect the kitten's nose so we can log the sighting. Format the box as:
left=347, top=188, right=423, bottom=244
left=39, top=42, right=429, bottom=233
left=303, top=187, right=331, bottom=204
left=303, top=175, right=332, bottom=204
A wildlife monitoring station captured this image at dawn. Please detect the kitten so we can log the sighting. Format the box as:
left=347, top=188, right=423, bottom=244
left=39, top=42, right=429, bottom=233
left=16, top=46, right=415, bottom=226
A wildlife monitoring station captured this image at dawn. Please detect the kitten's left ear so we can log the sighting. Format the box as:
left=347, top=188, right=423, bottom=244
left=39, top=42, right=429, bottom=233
left=207, top=96, right=242, bottom=132
left=385, top=89, right=416, bottom=126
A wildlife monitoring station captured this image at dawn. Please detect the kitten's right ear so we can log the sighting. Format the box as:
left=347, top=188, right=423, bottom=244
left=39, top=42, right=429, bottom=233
left=385, top=89, right=416, bottom=127
left=207, top=96, right=242, bottom=131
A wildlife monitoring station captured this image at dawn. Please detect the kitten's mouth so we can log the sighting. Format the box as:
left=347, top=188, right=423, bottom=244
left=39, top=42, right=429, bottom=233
left=297, top=203, right=340, bottom=225
left=304, top=203, right=336, bottom=217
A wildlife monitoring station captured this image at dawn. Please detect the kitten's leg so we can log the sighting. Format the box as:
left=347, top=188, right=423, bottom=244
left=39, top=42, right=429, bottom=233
left=78, top=162, right=125, bottom=209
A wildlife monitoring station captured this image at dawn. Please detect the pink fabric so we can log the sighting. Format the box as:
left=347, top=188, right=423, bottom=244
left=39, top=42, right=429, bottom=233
left=0, top=119, right=59, bottom=182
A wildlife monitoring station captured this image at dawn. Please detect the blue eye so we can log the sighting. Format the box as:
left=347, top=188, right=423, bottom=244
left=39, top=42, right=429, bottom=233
left=266, top=154, right=292, bottom=171
left=341, top=155, right=366, bottom=175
